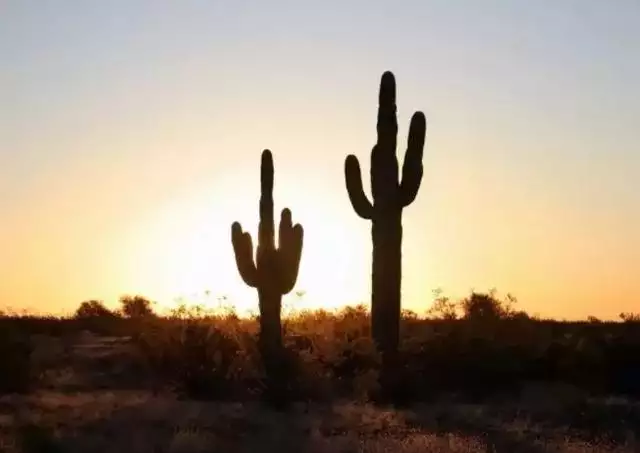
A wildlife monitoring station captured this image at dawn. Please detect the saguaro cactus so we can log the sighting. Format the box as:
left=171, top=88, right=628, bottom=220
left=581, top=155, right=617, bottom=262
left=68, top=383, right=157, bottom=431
left=344, top=71, right=426, bottom=358
left=231, top=149, right=303, bottom=389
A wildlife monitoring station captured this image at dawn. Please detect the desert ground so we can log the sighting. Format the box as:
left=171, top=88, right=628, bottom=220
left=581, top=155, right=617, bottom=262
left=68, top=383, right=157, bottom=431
left=2, top=319, right=640, bottom=453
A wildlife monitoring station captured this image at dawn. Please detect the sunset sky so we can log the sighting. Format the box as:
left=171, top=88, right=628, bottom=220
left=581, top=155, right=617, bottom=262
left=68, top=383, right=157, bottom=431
left=1, top=1, right=639, bottom=319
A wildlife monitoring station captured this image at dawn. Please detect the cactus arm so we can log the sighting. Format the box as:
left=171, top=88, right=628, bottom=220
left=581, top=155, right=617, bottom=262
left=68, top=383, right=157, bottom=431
left=231, top=222, right=258, bottom=287
left=399, top=111, right=427, bottom=207
left=278, top=208, right=293, bottom=251
left=280, top=223, right=303, bottom=294
left=345, top=155, right=374, bottom=219
left=277, top=209, right=293, bottom=291
left=277, top=208, right=303, bottom=294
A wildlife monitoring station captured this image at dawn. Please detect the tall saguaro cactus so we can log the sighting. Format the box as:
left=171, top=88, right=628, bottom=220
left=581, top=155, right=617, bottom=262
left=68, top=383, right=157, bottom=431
left=231, top=149, right=303, bottom=391
left=344, top=71, right=426, bottom=359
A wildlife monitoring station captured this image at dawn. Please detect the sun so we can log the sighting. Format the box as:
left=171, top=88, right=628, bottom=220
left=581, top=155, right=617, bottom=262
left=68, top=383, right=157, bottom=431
left=274, top=182, right=371, bottom=312
left=287, top=203, right=370, bottom=312
left=117, top=181, right=370, bottom=315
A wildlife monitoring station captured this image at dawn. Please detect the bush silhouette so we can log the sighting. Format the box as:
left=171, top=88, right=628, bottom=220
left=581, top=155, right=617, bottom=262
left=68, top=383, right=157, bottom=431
left=461, top=291, right=506, bottom=321
left=74, top=300, right=117, bottom=319
left=119, top=295, right=155, bottom=319
left=5, top=293, right=640, bottom=405
left=136, top=317, right=242, bottom=400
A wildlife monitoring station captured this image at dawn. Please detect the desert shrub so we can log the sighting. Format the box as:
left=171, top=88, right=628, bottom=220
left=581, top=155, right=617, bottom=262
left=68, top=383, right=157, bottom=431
left=427, top=288, right=459, bottom=320
left=620, top=312, right=640, bottom=323
left=5, top=289, right=640, bottom=404
left=134, top=316, right=246, bottom=400
left=253, top=343, right=325, bottom=407
left=256, top=305, right=379, bottom=403
left=317, top=306, right=379, bottom=397
left=400, top=314, right=551, bottom=402
left=73, top=299, right=123, bottom=335
left=119, top=295, right=156, bottom=319
left=74, top=299, right=115, bottom=319
left=461, top=291, right=511, bottom=321
left=602, top=334, right=640, bottom=397
left=330, top=336, right=379, bottom=396
left=0, top=325, right=34, bottom=394
left=453, top=339, right=535, bottom=399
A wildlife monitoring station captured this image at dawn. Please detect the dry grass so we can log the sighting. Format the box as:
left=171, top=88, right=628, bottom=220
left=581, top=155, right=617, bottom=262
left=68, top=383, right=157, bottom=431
left=0, top=391, right=637, bottom=452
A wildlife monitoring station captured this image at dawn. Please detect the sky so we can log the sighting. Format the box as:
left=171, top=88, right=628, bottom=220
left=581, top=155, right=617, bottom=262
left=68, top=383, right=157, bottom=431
left=1, top=1, right=639, bottom=320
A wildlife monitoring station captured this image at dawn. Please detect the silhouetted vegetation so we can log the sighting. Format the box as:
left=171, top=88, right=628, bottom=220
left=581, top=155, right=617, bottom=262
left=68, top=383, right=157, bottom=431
left=3, top=291, right=640, bottom=407
left=620, top=312, right=640, bottom=323
left=134, top=307, right=248, bottom=400
left=344, top=71, right=427, bottom=400
left=3, top=292, right=640, bottom=450
left=75, top=300, right=117, bottom=319
left=119, top=295, right=156, bottom=319
left=0, top=323, right=33, bottom=394
left=231, top=149, right=304, bottom=407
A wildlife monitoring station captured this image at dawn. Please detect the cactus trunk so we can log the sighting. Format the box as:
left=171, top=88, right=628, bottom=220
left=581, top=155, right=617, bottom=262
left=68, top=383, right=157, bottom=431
left=258, top=288, right=283, bottom=350
left=258, top=285, right=284, bottom=383
left=371, top=215, right=402, bottom=356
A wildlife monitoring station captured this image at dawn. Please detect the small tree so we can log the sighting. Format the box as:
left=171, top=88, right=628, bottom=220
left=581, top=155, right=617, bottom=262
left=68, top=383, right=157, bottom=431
left=461, top=291, right=505, bottom=321
left=427, top=289, right=459, bottom=320
left=119, top=295, right=155, bottom=318
left=74, top=300, right=117, bottom=319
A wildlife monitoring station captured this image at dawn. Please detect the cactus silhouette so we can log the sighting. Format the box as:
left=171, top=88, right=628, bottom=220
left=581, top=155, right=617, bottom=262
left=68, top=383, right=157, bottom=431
left=231, top=149, right=303, bottom=401
left=344, top=71, right=426, bottom=360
